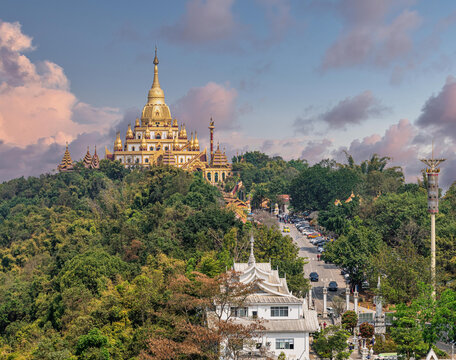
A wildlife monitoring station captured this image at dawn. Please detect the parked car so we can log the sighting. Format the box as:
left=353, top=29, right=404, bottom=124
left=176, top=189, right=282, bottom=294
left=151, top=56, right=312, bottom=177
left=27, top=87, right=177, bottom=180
left=318, top=246, right=324, bottom=253
left=361, top=280, right=369, bottom=290
left=283, top=226, right=290, bottom=233
left=328, top=281, right=338, bottom=291
left=308, top=233, right=320, bottom=238
left=309, top=272, right=319, bottom=282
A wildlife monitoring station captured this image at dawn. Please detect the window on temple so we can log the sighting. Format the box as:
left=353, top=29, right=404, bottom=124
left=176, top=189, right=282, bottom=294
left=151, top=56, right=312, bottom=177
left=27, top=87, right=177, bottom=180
left=156, top=133, right=161, bottom=139
left=132, top=146, right=135, bottom=151
left=276, top=339, right=294, bottom=350
left=222, top=172, right=226, bottom=181
left=215, top=173, right=219, bottom=182
left=207, top=173, right=211, bottom=181
left=230, top=307, right=248, bottom=318
left=271, top=306, right=288, bottom=317
left=135, top=158, right=139, bottom=163
left=145, top=158, right=149, bottom=163
left=164, top=146, right=168, bottom=151
left=150, top=146, right=154, bottom=151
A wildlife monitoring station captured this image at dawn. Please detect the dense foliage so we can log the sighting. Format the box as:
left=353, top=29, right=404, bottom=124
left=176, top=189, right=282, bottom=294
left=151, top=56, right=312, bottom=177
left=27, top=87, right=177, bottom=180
left=0, top=161, right=307, bottom=359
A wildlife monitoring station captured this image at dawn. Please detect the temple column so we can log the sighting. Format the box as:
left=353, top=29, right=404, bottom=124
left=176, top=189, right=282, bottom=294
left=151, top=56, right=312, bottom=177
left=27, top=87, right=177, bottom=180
left=308, top=288, right=313, bottom=310
left=346, top=285, right=350, bottom=311
left=323, top=285, right=328, bottom=318
left=354, top=289, right=359, bottom=314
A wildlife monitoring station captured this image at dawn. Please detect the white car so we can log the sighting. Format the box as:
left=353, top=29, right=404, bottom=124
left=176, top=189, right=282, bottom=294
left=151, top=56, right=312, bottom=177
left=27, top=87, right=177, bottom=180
left=318, top=246, right=324, bottom=253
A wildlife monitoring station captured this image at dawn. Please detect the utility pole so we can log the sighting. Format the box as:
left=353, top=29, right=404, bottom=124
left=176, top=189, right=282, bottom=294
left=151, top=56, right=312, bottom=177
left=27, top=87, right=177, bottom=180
left=420, top=145, right=445, bottom=297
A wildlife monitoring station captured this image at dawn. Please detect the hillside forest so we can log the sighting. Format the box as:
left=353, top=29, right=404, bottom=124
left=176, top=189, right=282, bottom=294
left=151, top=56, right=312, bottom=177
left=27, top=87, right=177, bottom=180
left=1, top=151, right=456, bottom=358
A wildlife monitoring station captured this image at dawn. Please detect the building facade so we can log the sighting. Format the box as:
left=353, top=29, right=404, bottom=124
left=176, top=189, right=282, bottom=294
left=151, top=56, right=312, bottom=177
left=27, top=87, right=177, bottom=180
left=216, top=237, right=319, bottom=359
left=107, top=49, right=230, bottom=185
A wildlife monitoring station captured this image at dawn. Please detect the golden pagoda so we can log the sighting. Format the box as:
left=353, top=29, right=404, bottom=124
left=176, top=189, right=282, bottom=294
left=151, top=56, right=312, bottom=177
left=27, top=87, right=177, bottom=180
left=108, top=48, right=230, bottom=184
left=58, top=143, right=74, bottom=172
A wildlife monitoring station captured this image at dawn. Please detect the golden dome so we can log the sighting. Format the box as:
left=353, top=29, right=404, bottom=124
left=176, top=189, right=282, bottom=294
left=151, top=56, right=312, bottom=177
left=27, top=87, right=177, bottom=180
left=141, top=47, right=172, bottom=122
left=194, top=131, right=199, bottom=150
left=115, top=132, right=123, bottom=151
left=140, top=135, right=147, bottom=150
left=126, top=124, right=134, bottom=139
left=180, top=123, right=187, bottom=139
left=144, top=126, right=151, bottom=139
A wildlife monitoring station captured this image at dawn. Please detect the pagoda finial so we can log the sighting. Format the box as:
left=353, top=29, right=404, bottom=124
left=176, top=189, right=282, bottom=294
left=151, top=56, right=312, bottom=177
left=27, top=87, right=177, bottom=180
left=248, top=234, right=256, bottom=266
left=148, top=46, right=164, bottom=104
left=154, top=45, right=159, bottom=65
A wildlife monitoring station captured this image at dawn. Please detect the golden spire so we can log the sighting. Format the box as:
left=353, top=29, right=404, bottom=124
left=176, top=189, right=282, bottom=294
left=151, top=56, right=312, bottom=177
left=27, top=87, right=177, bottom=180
left=114, top=131, right=123, bottom=151
left=194, top=131, right=199, bottom=150
left=145, top=124, right=151, bottom=139
left=126, top=124, right=134, bottom=139
left=190, top=132, right=194, bottom=149
left=181, top=123, right=187, bottom=139
left=148, top=46, right=165, bottom=105
left=135, top=118, right=140, bottom=127
left=140, top=134, right=147, bottom=150
left=173, top=133, right=178, bottom=150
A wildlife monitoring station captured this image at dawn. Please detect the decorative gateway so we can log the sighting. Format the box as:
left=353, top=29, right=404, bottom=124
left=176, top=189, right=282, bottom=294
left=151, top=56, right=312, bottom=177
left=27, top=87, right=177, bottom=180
left=106, top=48, right=231, bottom=185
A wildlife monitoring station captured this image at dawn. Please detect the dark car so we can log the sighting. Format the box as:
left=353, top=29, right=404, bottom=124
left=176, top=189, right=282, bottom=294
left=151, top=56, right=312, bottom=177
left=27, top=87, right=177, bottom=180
left=309, top=272, right=319, bottom=282
left=328, top=281, right=338, bottom=291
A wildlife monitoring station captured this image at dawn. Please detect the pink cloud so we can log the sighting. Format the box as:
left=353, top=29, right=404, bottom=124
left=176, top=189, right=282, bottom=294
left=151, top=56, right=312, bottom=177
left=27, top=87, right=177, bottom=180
left=416, top=76, right=456, bottom=141
left=161, top=0, right=238, bottom=45
left=321, top=1, right=421, bottom=70
left=0, top=20, right=122, bottom=182
left=160, top=0, right=293, bottom=50
left=0, top=20, right=121, bottom=148
left=172, top=81, right=238, bottom=141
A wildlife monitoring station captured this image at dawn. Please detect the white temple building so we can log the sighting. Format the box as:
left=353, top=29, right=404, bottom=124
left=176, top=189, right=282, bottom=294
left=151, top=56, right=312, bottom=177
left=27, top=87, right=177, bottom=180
left=217, top=236, right=319, bottom=359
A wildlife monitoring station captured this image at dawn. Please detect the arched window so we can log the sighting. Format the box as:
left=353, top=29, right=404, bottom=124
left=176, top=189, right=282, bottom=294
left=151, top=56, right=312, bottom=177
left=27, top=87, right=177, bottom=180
left=135, top=158, right=139, bottom=163
left=145, top=158, right=149, bottom=163
left=156, top=133, right=161, bottom=139
left=215, top=172, right=219, bottom=182
left=222, top=172, right=226, bottom=181
left=149, top=146, right=154, bottom=151
left=207, top=172, right=212, bottom=181
left=132, top=146, right=135, bottom=151
left=164, top=146, right=168, bottom=151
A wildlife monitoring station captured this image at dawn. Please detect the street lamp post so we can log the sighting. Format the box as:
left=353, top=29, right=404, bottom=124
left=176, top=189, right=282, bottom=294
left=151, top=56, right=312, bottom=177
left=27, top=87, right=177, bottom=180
left=420, top=148, right=445, bottom=297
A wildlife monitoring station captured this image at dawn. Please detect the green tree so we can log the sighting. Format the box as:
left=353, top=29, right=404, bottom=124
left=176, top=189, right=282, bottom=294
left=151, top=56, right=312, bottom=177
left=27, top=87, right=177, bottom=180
left=390, top=304, right=429, bottom=360
left=341, top=311, right=358, bottom=333
left=312, top=325, right=351, bottom=360
left=75, top=328, right=109, bottom=360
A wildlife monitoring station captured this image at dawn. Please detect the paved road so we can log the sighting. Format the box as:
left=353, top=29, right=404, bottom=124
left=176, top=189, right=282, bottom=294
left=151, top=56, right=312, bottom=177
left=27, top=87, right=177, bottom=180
left=280, top=222, right=347, bottom=314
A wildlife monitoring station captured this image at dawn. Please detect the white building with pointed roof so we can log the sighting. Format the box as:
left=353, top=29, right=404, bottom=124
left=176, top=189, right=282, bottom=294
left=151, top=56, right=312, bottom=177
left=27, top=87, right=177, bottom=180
left=218, top=236, right=319, bottom=359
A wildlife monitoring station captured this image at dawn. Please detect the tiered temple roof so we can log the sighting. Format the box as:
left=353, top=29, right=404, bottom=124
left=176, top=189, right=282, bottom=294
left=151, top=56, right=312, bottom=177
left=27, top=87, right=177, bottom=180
left=57, top=143, right=74, bottom=172
left=91, top=147, right=100, bottom=169
left=83, top=147, right=92, bottom=168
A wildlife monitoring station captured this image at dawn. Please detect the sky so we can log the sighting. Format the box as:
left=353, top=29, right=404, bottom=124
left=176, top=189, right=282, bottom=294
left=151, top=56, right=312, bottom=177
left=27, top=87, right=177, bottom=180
left=1, top=0, right=456, bottom=187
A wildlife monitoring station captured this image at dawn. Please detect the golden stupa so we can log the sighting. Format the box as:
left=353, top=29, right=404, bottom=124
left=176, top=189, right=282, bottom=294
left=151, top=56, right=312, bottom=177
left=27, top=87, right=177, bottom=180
left=107, top=48, right=230, bottom=184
